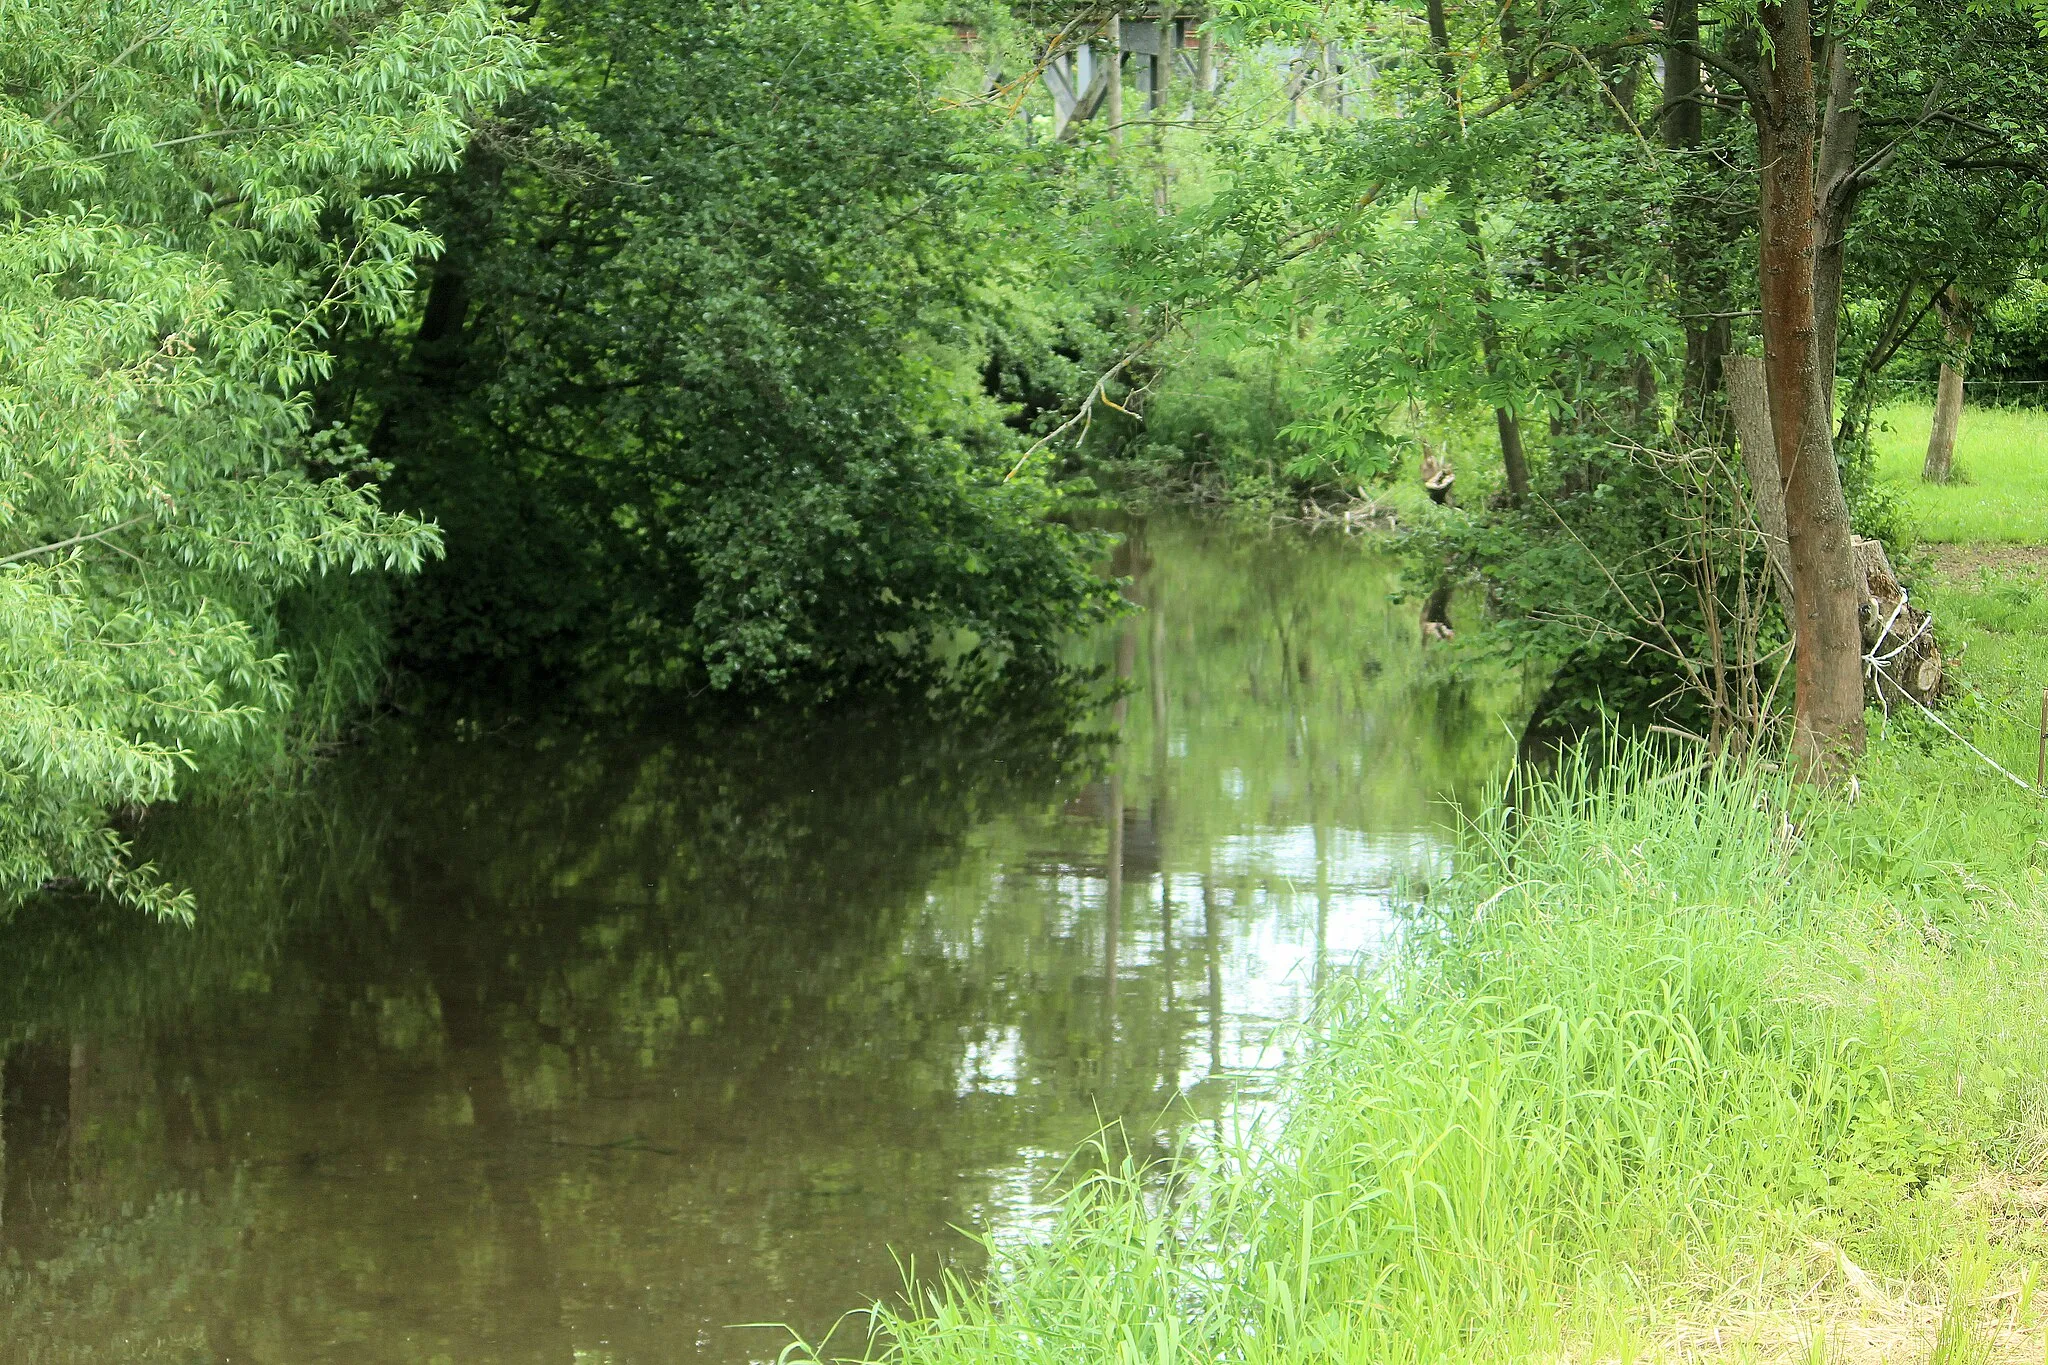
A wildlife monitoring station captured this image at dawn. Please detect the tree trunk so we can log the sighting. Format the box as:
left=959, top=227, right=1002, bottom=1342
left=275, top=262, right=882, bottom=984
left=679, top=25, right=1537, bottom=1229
left=1499, top=0, right=1531, bottom=92
left=1661, top=0, right=1701, bottom=146
left=1755, top=0, right=1865, bottom=778
left=1813, top=38, right=1861, bottom=418
left=1725, top=355, right=1795, bottom=622
left=1486, top=354, right=1531, bottom=503
left=1923, top=288, right=1972, bottom=484
left=1663, top=0, right=1731, bottom=429
left=1427, top=0, right=1530, bottom=505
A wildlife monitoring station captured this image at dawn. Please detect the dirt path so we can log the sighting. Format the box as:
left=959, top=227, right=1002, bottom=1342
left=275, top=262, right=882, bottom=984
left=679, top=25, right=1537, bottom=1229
left=1917, top=541, right=2048, bottom=582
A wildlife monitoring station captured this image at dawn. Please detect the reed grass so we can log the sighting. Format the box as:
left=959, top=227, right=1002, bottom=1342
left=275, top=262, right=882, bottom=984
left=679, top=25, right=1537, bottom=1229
left=805, top=708, right=2048, bottom=1363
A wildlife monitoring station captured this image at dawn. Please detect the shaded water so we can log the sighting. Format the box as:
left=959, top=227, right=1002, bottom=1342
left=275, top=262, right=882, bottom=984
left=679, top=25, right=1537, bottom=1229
left=0, top=515, right=1518, bottom=1363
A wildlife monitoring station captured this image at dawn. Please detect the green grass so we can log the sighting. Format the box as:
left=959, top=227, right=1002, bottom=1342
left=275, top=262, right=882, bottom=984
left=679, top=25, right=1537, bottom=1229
left=790, top=572, right=2048, bottom=1364
left=1871, top=400, right=2048, bottom=544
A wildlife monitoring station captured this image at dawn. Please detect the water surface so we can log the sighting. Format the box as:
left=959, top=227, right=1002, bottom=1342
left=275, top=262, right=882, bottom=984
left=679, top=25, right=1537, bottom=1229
left=0, top=515, right=1517, bottom=1363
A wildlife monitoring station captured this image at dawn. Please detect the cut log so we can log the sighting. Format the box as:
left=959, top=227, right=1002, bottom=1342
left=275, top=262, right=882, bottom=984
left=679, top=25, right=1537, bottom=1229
left=1853, top=535, right=1942, bottom=710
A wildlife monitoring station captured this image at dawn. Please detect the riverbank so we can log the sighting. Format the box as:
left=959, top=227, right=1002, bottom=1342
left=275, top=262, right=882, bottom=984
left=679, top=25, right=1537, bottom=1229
left=826, top=437, right=2048, bottom=1362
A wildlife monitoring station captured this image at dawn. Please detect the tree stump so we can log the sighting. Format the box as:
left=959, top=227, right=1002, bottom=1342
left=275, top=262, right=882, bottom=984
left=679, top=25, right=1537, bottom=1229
left=1420, top=450, right=1454, bottom=506
left=1854, top=536, right=1943, bottom=710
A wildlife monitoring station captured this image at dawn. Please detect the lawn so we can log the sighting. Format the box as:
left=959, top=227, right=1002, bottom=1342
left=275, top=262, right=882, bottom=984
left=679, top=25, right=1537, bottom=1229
left=1871, top=399, right=2048, bottom=543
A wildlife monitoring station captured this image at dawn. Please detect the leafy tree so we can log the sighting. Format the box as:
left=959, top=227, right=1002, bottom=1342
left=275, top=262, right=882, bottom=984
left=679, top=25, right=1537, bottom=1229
left=1008, top=0, right=2048, bottom=772
left=0, top=0, right=529, bottom=912
left=338, top=0, right=1115, bottom=702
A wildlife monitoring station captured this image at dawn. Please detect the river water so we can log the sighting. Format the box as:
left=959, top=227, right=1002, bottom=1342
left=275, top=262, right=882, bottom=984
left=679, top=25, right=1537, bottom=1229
left=0, top=515, right=1517, bottom=1363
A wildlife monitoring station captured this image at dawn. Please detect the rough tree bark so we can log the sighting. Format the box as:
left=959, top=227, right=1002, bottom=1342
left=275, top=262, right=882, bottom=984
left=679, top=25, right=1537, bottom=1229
left=1924, top=287, right=1972, bottom=484
left=1754, top=0, right=1866, bottom=777
left=1725, top=355, right=1796, bottom=623
left=1660, top=0, right=1701, bottom=146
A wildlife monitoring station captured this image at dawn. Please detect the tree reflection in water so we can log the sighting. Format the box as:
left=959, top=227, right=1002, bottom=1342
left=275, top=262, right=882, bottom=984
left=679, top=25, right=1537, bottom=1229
left=0, top=513, right=1518, bottom=1364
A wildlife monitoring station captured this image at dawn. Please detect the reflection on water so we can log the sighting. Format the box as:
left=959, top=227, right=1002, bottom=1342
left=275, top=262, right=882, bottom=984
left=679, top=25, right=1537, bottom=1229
left=0, top=515, right=1518, bottom=1363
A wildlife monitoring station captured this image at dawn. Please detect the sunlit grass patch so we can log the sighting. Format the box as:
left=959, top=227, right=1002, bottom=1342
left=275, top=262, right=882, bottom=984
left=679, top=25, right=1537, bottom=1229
left=1871, top=401, right=2048, bottom=544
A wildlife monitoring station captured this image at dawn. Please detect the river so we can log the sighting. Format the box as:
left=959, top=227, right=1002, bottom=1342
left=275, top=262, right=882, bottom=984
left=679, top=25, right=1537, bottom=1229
left=0, top=514, right=1518, bottom=1363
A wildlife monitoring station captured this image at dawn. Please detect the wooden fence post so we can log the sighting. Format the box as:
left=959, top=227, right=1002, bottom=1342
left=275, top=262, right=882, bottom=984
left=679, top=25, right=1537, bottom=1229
left=2036, top=688, right=2046, bottom=790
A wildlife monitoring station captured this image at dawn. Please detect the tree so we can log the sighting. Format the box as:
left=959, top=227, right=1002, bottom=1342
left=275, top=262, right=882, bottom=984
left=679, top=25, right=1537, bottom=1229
left=1924, top=287, right=1975, bottom=483
left=0, top=0, right=529, bottom=913
left=1424, top=0, right=1531, bottom=505
left=1747, top=0, right=1866, bottom=776
left=335, top=0, right=1113, bottom=702
left=1067, top=0, right=2048, bottom=777
left=1715, top=0, right=2048, bottom=773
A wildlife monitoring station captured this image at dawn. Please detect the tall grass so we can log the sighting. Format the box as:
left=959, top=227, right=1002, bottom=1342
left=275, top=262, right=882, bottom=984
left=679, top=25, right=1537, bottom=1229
left=815, top=733, right=2048, bottom=1364
left=1870, top=401, right=2048, bottom=544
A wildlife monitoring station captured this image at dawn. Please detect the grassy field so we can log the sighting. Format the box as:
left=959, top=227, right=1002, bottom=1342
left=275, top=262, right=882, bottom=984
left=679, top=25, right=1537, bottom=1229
left=799, top=438, right=2048, bottom=1364
left=1871, top=399, right=2048, bottom=543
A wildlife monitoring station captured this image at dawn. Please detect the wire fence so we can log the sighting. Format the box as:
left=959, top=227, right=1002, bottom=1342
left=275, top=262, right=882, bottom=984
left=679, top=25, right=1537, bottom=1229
left=1870, top=375, right=2048, bottom=408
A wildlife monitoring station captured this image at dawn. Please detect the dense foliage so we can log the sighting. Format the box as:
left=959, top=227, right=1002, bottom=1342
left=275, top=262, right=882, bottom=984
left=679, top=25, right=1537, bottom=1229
left=0, top=0, right=527, bottom=912
left=334, top=0, right=1114, bottom=701
left=1003, top=0, right=2048, bottom=749
left=20, top=0, right=2048, bottom=904
left=1, top=0, right=1135, bottom=914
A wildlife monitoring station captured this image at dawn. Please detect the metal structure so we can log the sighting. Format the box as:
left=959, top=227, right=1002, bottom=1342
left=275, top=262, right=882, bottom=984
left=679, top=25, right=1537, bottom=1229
left=1041, top=8, right=1210, bottom=140
left=1036, top=10, right=1385, bottom=140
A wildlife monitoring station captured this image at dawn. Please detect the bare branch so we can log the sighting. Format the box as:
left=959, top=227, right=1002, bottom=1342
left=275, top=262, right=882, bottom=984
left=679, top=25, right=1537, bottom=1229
left=45, top=26, right=172, bottom=126
left=0, top=516, right=148, bottom=568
